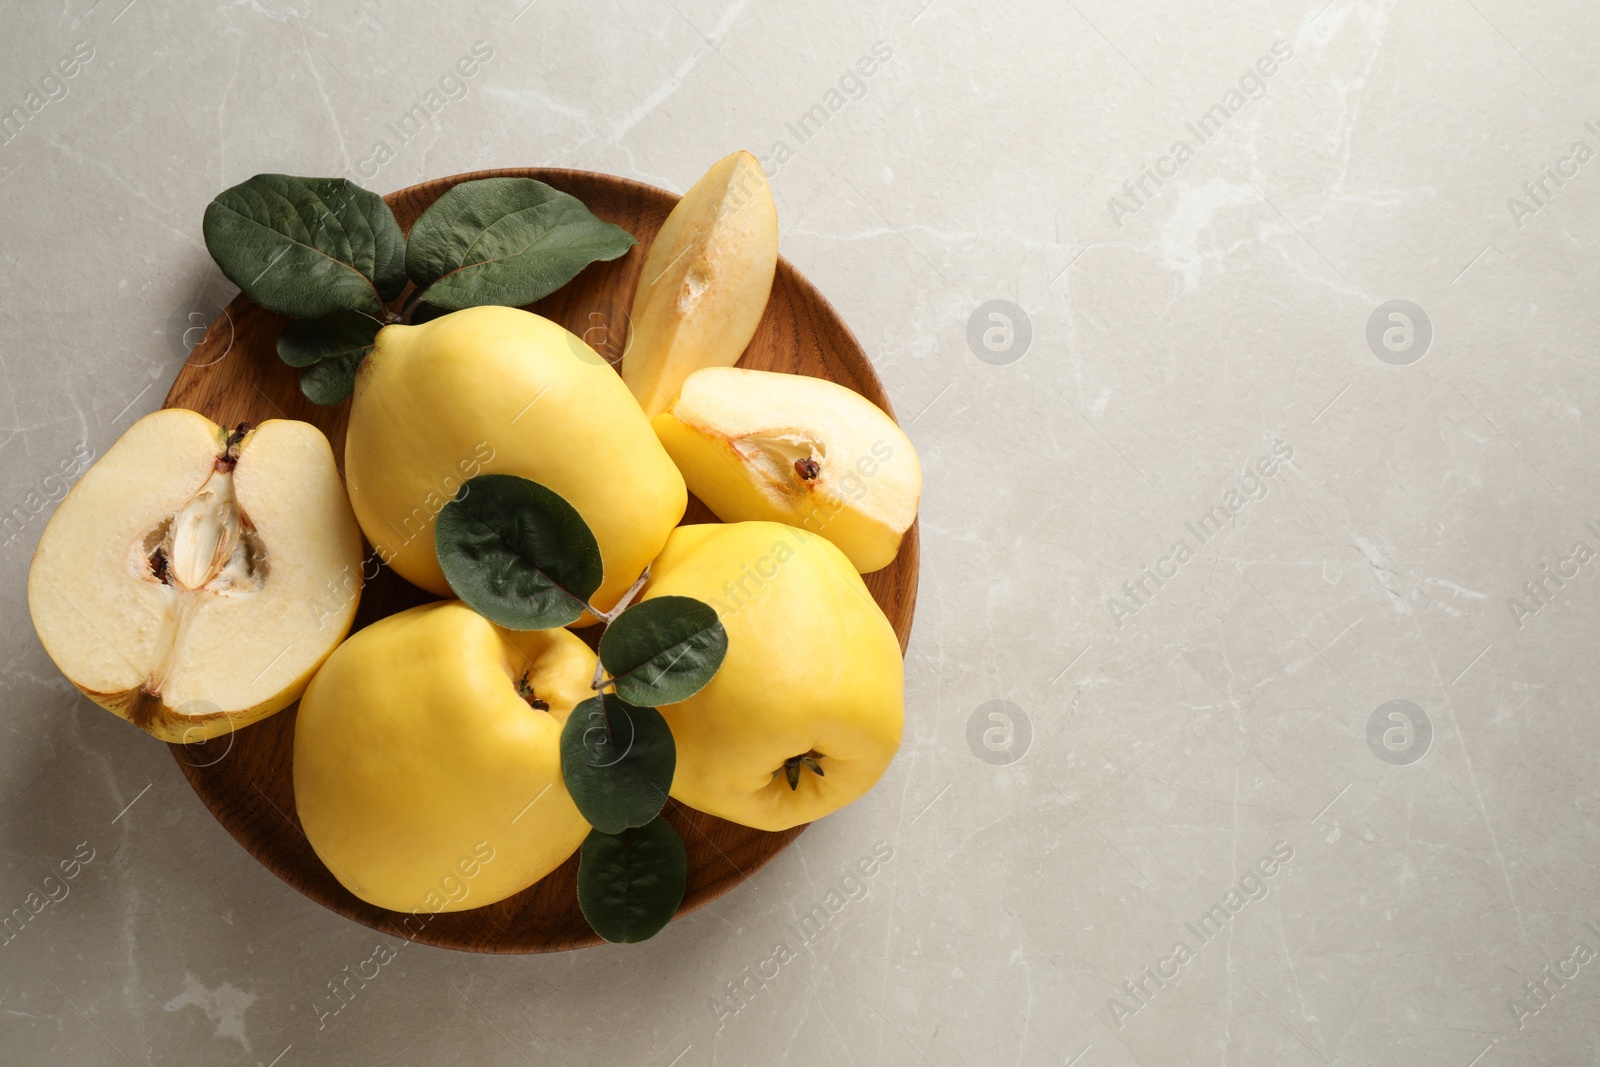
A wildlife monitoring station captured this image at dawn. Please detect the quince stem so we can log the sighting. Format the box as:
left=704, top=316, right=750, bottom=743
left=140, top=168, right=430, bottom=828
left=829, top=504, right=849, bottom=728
left=215, top=423, right=249, bottom=472
left=588, top=567, right=653, bottom=692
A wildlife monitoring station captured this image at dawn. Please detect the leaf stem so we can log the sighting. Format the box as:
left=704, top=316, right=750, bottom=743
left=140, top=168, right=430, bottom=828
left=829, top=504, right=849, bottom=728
left=587, top=566, right=651, bottom=691
left=591, top=566, right=651, bottom=626
left=399, top=283, right=429, bottom=322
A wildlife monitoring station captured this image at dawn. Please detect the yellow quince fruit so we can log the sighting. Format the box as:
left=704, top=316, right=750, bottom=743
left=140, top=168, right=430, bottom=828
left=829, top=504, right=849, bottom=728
left=293, top=600, right=594, bottom=912
left=642, top=521, right=904, bottom=831
left=344, top=305, right=686, bottom=618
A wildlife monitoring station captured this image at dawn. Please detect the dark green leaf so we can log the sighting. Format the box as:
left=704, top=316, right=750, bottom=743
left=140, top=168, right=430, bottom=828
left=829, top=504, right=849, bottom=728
left=577, top=819, right=687, bottom=944
left=279, top=310, right=383, bottom=405
left=560, top=695, right=675, bottom=834
left=434, top=474, right=602, bottom=629
left=298, top=350, right=366, bottom=406
left=404, top=177, right=636, bottom=311
left=277, top=309, right=383, bottom=367
left=600, top=596, right=728, bottom=706
left=202, top=174, right=406, bottom=318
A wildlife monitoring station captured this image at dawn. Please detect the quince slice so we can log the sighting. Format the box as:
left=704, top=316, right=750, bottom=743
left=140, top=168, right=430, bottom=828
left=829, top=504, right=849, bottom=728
left=653, top=368, right=921, bottom=572
left=622, top=150, right=778, bottom=418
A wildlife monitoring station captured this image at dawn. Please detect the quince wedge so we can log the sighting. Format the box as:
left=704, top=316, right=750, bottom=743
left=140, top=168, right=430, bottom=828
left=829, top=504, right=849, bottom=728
left=343, top=306, right=686, bottom=618
left=293, top=600, right=594, bottom=912
left=622, top=150, right=778, bottom=418
left=641, top=521, right=904, bottom=831
left=652, top=367, right=922, bottom=573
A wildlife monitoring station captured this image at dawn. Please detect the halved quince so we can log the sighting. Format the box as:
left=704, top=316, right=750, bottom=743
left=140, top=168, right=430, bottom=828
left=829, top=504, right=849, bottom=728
left=27, top=409, right=363, bottom=742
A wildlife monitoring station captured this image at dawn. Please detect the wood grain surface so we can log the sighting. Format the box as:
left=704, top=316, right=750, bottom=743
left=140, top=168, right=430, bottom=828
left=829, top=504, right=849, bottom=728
left=162, top=167, right=920, bottom=953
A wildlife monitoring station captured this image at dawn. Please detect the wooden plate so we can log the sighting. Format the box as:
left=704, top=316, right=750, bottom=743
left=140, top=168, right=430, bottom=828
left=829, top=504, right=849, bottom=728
left=162, top=168, right=919, bottom=953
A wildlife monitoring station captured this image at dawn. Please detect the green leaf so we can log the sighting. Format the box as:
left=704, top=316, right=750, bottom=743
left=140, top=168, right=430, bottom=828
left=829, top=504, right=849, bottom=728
left=202, top=174, right=406, bottom=318
left=277, top=311, right=384, bottom=406
left=404, top=177, right=636, bottom=311
left=433, top=474, right=602, bottom=629
left=577, top=818, right=687, bottom=944
left=277, top=309, right=383, bottom=367
left=600, top=596, right=728, bottom=706
left=297, top=350, right=365, bottom=406
left=560, top=695, right=675, bottom=834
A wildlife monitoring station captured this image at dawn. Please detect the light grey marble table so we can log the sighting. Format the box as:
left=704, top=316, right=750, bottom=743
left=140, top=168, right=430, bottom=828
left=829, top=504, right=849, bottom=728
left=3, top=1, right=1598, bottom=1064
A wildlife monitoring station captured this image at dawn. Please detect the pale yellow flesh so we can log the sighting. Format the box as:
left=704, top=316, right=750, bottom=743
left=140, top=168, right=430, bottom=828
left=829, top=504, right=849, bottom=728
left=622, top=150, right=779, bottom=418
left=27, top=409, right=363, bottom=742
left=293, top=601, right=595, bottom=912
left=653, top=367, right=922, bottom=573
left=344, top=306, right=687, bottom=619
left=645, top=522, right=904, bottom=831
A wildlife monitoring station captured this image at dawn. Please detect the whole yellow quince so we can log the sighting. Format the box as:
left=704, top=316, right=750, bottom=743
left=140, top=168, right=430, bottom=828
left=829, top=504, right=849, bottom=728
left=642, top=522, right=904, bottom=831
left=344, top=306, right=686, bottom=618
left=293, top=600, right=593, bottom=912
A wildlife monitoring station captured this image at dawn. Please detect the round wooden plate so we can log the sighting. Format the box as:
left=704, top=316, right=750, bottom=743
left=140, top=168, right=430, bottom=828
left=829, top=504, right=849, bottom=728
left=161, top=167, right=919, bottom=953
